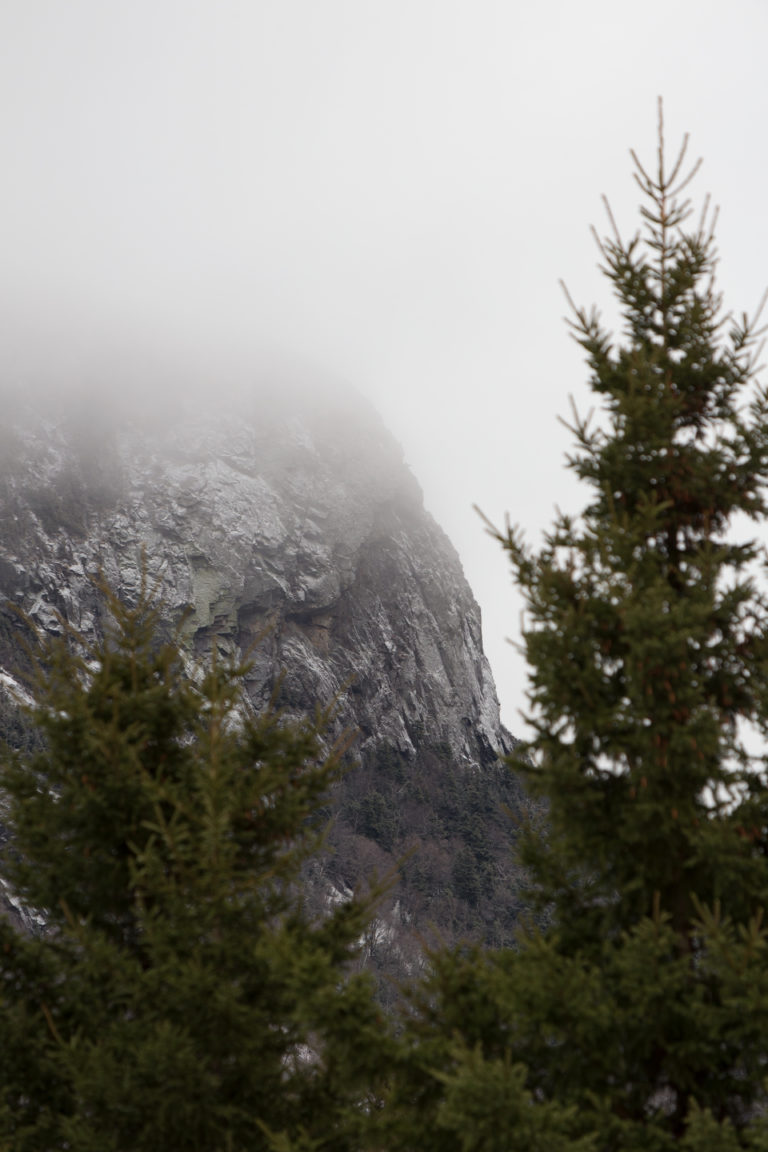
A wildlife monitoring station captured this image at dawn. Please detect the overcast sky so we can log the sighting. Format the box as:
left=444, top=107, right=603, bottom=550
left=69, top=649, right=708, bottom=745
left=1, top=1, right=767, bottom=735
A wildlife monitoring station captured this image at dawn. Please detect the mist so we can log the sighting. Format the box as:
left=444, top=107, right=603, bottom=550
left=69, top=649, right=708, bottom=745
left=2, top=1, right=768, bottom=733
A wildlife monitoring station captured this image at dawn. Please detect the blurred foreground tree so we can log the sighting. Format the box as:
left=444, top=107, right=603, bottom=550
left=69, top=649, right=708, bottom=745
left=0, top=583, right=389, bottom=1151
left=383, top=104, right=768, bottom=1149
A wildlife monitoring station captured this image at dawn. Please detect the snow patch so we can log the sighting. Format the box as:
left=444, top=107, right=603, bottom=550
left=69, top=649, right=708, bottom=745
left=0, top=668, right=34, bottom=708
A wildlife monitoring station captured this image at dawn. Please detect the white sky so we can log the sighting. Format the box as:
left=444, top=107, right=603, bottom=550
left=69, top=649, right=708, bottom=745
left=1, top=1, right=767, bottom=735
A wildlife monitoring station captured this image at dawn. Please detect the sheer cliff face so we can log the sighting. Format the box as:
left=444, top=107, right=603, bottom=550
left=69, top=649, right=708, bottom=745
left=0, top=382, right=529, bottom=971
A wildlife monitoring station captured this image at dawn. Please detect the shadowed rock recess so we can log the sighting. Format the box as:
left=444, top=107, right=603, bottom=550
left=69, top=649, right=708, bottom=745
left=0, top=379, right=532, bottom=986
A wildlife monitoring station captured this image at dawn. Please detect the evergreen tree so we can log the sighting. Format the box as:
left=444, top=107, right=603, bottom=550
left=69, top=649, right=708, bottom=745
left=385, top=106, right=768, bottom=1149
left=0, top=582, right=389, bottom=1151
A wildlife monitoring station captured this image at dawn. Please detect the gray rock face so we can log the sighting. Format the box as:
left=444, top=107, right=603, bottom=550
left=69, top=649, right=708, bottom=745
left=0, top=380, right=529, bottom=978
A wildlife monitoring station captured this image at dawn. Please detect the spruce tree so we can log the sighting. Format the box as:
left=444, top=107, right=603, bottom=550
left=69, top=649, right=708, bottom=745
left=0, top=582, right=389, bottom=1151
left=385, top=106, right=768, bottom=1149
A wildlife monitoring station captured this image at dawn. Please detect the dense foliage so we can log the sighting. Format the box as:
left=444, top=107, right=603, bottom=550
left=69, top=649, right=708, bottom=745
left=0, top=584, right=389, bottom=1151
left=382, top=108, right=768, bottom=1149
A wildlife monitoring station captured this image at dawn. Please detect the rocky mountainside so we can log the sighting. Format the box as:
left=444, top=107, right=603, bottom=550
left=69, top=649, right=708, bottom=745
left=0, top=376, right=532, bottom=984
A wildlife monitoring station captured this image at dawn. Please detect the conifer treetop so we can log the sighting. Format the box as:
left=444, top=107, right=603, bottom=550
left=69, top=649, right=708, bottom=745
left=502, top=102, right=768, bottom=941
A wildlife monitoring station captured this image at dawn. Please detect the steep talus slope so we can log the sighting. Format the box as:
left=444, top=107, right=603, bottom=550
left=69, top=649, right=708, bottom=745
left=0, top=380, right=531, bottom=978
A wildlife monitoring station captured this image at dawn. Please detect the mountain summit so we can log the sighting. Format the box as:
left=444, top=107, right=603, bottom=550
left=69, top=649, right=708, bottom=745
left=0, top=376, right=529, bottom=977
